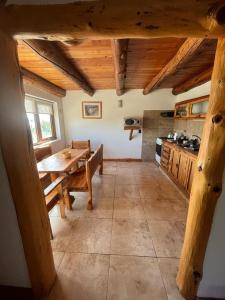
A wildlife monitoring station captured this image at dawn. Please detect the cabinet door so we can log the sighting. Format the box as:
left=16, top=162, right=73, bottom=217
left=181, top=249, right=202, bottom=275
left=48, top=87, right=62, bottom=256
left=187, top=158, right=197, bottom=194
left=175, top=104, right=188, bottom=118
left=190, top=100, right=208, bottom=118
left=178, top=154, right=189, bottom=187
left=170, top=149, right=181, bottom=179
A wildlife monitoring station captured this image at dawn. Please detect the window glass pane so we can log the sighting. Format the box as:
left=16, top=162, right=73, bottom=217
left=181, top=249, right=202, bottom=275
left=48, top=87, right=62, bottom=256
left=37, top=103, right=53, bottom=114
left=39, top=114, right=53, bottom=139
left=25, top=98, right=36, bottom=113
left=27, top=113, right=37, bottom=144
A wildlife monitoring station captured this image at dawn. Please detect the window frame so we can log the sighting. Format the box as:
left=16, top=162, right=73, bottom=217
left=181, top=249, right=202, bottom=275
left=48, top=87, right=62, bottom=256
left=25, top=96, right=57, bottom=145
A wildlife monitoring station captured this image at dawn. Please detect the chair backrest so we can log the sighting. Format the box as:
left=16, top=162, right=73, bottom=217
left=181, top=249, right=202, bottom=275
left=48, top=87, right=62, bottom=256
left=86, top=144, right=103, bottom=179
left=34, top=145, right=52, bottom=162
left=71, top=140, right=91, bottom=157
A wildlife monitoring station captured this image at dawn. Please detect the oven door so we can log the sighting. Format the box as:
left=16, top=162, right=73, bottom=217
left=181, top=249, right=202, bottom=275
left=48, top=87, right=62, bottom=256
left=155, top=138, right=163, bottom=164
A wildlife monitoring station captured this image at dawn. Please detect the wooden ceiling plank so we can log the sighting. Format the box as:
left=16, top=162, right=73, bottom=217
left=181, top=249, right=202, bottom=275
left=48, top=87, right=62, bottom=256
left=111, top=39, right=129, bottom=96
left=1, top=1, right=225, bottom=39
left=23, top=40, right=94, bottom=96
left=172, top=66, right=213, bottom=95
left=143, top=38, right=206, bottom=95
left=21, top=67, right=66, bottom=98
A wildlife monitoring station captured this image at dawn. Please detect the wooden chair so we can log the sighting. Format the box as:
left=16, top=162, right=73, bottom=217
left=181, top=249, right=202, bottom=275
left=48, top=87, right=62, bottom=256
left=71, top=140, right=91, bottom=159
left=65, top=144, right=103, bottom=210
left=44, top=175, right=66, bottom=239
left=70, top=139, right=91, bottom=173
left=34, top=145, right=52, bottom=189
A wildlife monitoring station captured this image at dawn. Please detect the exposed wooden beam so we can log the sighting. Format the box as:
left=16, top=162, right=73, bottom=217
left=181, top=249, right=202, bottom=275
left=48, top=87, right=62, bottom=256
left=1, top=1, right=225, bottom=40
left=177, top=38, right=225, bottom=299
left=23, top=40, right=94, bottom=96
left=0, top=32, right=56, bottom=298
left=21, top=67, right=66, bottom=98
left=111, top=39, right=129, bottom=96
left=143, top=38, right=206, bottom=95
left=172, top=66, right=213, bottom=95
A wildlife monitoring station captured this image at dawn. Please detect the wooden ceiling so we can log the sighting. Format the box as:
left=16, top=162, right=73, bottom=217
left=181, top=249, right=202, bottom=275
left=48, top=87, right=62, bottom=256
left=17, top=38, right=217, bottom=94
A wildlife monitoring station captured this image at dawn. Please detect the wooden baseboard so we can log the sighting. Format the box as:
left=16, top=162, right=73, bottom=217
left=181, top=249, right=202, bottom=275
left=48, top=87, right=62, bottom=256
left=0, top=286, right=34, bottom=300
left=104, top=158, right=142, bottom=162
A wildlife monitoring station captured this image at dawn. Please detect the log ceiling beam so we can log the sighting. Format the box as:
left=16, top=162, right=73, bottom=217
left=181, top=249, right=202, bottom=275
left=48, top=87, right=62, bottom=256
left=23, top=40, right=94, bottom=96
left=172, top=66, right=213, bottom=95
left=21, top=67, right=66, bottom=98
left=143, top=38, right=206, bottom=95
left=1, top=1, right=225, bottom=40
left=111, top=39, right=129, bottom=96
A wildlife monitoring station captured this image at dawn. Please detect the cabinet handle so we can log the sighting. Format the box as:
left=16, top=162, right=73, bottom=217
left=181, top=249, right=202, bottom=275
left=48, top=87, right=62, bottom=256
left=176, top=163, right=179, bottom=168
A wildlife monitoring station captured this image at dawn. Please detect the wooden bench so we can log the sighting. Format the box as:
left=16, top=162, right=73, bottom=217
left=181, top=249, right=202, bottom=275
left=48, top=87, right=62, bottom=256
left=34, top=145, right=52, bottom=189
left=65, top=144, right=103, bottom=210
left=44, top=175, right=66, bottom=239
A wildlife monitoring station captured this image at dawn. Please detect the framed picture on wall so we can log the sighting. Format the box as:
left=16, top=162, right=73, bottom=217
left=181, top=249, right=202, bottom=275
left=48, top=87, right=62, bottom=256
left=82, top=101, right=102, bottom=119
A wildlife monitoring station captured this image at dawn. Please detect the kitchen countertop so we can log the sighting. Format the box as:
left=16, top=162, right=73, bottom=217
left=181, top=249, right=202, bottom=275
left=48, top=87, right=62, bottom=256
left=164, top=140, right=199, bottom=157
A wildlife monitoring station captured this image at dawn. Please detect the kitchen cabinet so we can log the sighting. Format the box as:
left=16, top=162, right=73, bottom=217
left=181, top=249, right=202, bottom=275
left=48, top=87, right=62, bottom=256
left=161, top=141, right=197, bottom=196
left=175, top=104, right=189, bottom=118
left=187, top=157, right=197, bottom=194
left=170, top=149, right=181, bottom=179
left=178, top=153, right=190, bottom=187
left=189, top=99, right=208, bottom=118
left=175, top=95, right=209, bottom=120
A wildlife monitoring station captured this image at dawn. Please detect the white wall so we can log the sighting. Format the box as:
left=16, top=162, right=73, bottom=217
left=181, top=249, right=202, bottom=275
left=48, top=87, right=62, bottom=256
left=0, top=149, right=31, bottom=287
left=176, top=81, right=225, bottom=299
left=62, top=89, right=176, bottom=159
left=24, top=83, right=66, bottom=153
left=198, top=174, right=225, bottom=298
left=175, top=81, right=211, bottom=102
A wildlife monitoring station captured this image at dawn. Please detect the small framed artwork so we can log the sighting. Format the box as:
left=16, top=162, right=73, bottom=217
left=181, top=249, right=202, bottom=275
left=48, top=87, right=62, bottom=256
left=82, top=101, right=102, bottom=119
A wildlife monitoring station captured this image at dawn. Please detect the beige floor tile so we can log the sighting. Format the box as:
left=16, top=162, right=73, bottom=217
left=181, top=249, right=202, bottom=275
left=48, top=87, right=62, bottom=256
left=139, top=185, right=160, bottom=198
left=69, top=196, right=114, bottom=219
left=115, top=175, right=137, bottom=185
left=47, top=253, right=109, bottom=300
left=93, top=183, right=115, bottom=197
left=84, top=197, right=114, bottom=219
left=143, top=197, right=187, bottom=221
left=116, top=167, right=135, bottom=176
left=158, top=258, right=185, bottom=300
left=149, top=220, right=185, bottom=258
left=104, top=161, right=117, bottom=167
left=111, top=219, right=155, bottom=256
left=67, top=218, right=112, bottom=254
left=113, top=197, right=145, bottom=219
left=115, top=184, right=140, bottom=198
left=93, top=174, right=115, bottom=185
left=134, top=175, right=158, bottom=185
left=107, top=255, right=167, bottom=300
left=103, top=166, right=117, bottom=175
left=53, top=251, right=65, bottom=270
left=50, top=217, right=74, bottom=252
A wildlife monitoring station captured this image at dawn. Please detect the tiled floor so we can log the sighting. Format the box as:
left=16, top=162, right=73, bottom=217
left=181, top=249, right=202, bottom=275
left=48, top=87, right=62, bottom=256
left=46, top=161, right=188, bottom=300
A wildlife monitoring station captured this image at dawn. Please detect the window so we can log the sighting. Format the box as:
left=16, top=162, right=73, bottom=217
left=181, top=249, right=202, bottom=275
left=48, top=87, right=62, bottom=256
left=25, top=96, right=56, bottom=144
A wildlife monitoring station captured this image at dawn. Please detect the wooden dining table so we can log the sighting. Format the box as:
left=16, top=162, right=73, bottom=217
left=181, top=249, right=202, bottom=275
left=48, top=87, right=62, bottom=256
left=37, top=148, right=89, bottom=176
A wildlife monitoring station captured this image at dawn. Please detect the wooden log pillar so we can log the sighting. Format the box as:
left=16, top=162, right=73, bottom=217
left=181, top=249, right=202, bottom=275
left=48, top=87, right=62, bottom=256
left=0, top=32, right=56, bottom=298
left=177, top=38, right=225, bottom=300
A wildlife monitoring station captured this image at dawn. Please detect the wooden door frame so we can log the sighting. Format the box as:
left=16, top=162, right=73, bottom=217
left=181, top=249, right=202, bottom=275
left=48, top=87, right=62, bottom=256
left=1, top=2, right=225, bottom=299
left=0, top=32, right=56, bottom=299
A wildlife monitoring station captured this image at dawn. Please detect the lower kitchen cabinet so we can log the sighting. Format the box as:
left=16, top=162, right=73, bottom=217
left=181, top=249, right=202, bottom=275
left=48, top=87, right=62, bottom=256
left=186, top=157, right=197, bottom=194
left=178, top=153, right=190, bottom=187
left=161, top=141, right=197, bottom=196
left=170, top=149, right=181, bottom=179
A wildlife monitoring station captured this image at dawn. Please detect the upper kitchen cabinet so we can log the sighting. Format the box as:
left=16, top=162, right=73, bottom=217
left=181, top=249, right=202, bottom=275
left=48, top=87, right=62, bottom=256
left=175, top=95, right=209, bottom=120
